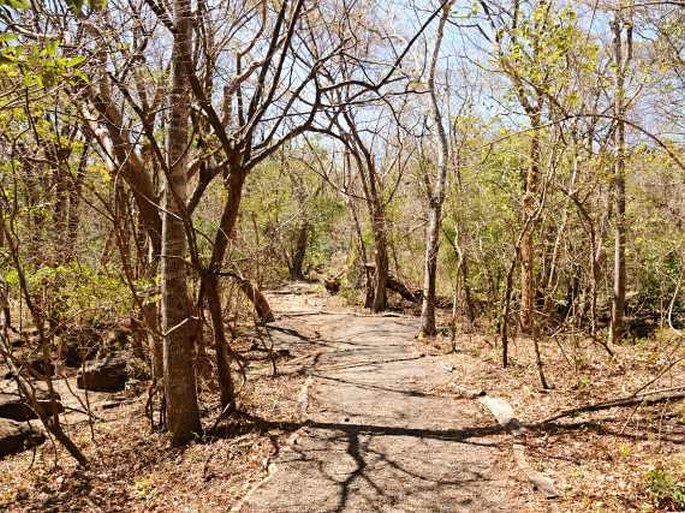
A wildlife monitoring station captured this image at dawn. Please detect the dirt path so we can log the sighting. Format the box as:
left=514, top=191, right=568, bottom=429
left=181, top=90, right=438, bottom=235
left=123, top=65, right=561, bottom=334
left=234, top=284, right=529, bottom=512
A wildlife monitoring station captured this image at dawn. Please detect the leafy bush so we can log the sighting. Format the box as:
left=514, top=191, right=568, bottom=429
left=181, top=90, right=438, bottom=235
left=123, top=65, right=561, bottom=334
left=644, top=467, right=685, bottom=511
left=5, top=262, right=137, bottom=330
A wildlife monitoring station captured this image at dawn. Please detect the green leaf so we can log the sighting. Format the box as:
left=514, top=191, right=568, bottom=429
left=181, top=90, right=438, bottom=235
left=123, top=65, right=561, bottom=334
left=0, top=0, right=30, bottom=9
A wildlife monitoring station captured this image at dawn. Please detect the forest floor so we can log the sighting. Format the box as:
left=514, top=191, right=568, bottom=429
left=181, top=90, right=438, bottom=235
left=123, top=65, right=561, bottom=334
left=0, top=282, right=683, bottom=512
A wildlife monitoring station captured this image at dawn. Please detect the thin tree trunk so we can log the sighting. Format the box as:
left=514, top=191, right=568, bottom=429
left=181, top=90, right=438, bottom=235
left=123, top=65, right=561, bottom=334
left=290, top=222, right=309, bottom=280
left=0, top=214, right=8, bottom=330
left=65, top=137, right=89, bottom=261
left=500, top=252, right=518, bottom=368
left=461, top=255, right=475, bottom=323
left=520, top=113, right=541, bottom=333
left=203, top=168, right=244, bottom=409
left=202, top=166, right=275, bottom=409
left=162, top=0, right=201, bottom=444
left=419, top=1, right=453, bottom=336
left=589, top=229, right=599, bottom=336
left=205, top=275, right=234, bottom=409
left=52, top=165, right=69, bottom=263
left=371, top=204, right=388, bottom=313
left=610, top=13, right=630, bottom=345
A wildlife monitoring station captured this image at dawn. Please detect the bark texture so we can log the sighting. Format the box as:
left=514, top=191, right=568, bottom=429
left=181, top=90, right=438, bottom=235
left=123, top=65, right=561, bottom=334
left=610, top=13, right=631, bottom=345
left=419, top=1, right=453, bottom=337
left=162, top=0, right=201, bottom=444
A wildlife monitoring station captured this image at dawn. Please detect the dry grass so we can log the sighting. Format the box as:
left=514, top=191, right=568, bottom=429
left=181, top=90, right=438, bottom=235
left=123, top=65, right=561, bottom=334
left=418, top=316, right=685, bottom=512
left=2, top=288, right=682, bottom=512
left=0, top=356, right=306, bottom=512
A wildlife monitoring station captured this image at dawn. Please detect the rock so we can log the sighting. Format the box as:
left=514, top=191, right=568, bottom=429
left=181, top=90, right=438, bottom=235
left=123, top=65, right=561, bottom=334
left=1, top=377, right=61, bottom=401
left=61, top=338, right=99, bottom=368
left=0, top=394, right=35, bottom=421
left=76, top=356, right=128, bottom=392
left=0, top=379, right=63, bottom=420
left=0, top=418, right=45, bottom=456
left=4, top=356, right=55, bottom=380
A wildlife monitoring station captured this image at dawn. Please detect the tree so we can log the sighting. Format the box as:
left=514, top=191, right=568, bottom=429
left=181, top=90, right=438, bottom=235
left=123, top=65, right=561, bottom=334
left=161, top=0, right=201, bottom=444
left=419, top=0, right=455, bottom=336
left=609, top=9, right=633, bottom=344
left=480, top=0, right=581, bottom=340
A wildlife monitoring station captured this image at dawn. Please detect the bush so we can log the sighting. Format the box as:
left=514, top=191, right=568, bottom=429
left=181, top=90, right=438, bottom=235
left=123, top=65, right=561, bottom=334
left=644, top=467, right=685, bottom=511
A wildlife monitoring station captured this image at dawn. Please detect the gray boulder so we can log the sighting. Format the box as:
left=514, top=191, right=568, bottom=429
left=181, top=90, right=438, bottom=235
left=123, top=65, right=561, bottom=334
left=0, top=418, right=45, bottom=456
left=4, top=356, right=55, bottom=380
left=76, top=356, right=128, bottom=392
left=0, top=379, right=63, bottom=421
left=61, top=338, right=98, bottom=368
left=0, top=394, right=35, bottom=421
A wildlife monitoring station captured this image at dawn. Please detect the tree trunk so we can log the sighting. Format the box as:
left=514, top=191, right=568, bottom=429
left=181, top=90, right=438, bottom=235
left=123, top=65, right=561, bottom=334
left=204, top=168, right=245, bottom=408
left=52, top=164, right=69, bottom=263
left=204, top=275, right=234, bottom=409
left=519, top=111, right=541, bottom=333
left=0, top=216, right=9, bottom=331
left=589, top=229, right=599, bottom=336
left=371, top=205, right=388, bottom=313
left=162, top=0, right=201, bottom=444
left=610, top=13, right=630, bottom=345
left=419, top=2, right=452, bottom=336
left=65, top=139, right=88, bottom=262
left=290, top=221, right=309, bottom=280
left=500, top=252, right=519, bottom=368
left=420, top=201, right=442, bottom=336
left=460, top=255, right=475, bottom=323
left=201, top=164, right=275, bottom=408
left=143, top=301, right=162, bottom=381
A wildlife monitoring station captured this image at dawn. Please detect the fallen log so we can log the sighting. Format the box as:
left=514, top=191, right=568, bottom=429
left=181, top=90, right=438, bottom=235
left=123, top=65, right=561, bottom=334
left=387, top=274, right=423, bottom=303
left=362, top=264, right=452, bottom=306
left=541, top=386, right=685, bottom=424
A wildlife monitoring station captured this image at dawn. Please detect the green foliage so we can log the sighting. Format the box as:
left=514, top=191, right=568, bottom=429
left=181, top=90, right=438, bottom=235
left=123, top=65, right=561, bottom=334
left=305, top=192, right=345, bottom=266
left=627, top=151, right=685, bottom=313
left=5, top=263, right=135, bottom=328
left=0, top=0, right=29, bottom=9
left=133, top=477, right=158, bottom=502
left=440, top=131, right=521, bottom=301
left=238, top=151, right=345, bottom=283
left=0, top=0, right=106, bottom=13
left=498, top=2, right=584, bottom=101
left=0, top=38, right=87, bottom=87
left=644, top=467, right=685, bottom=511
